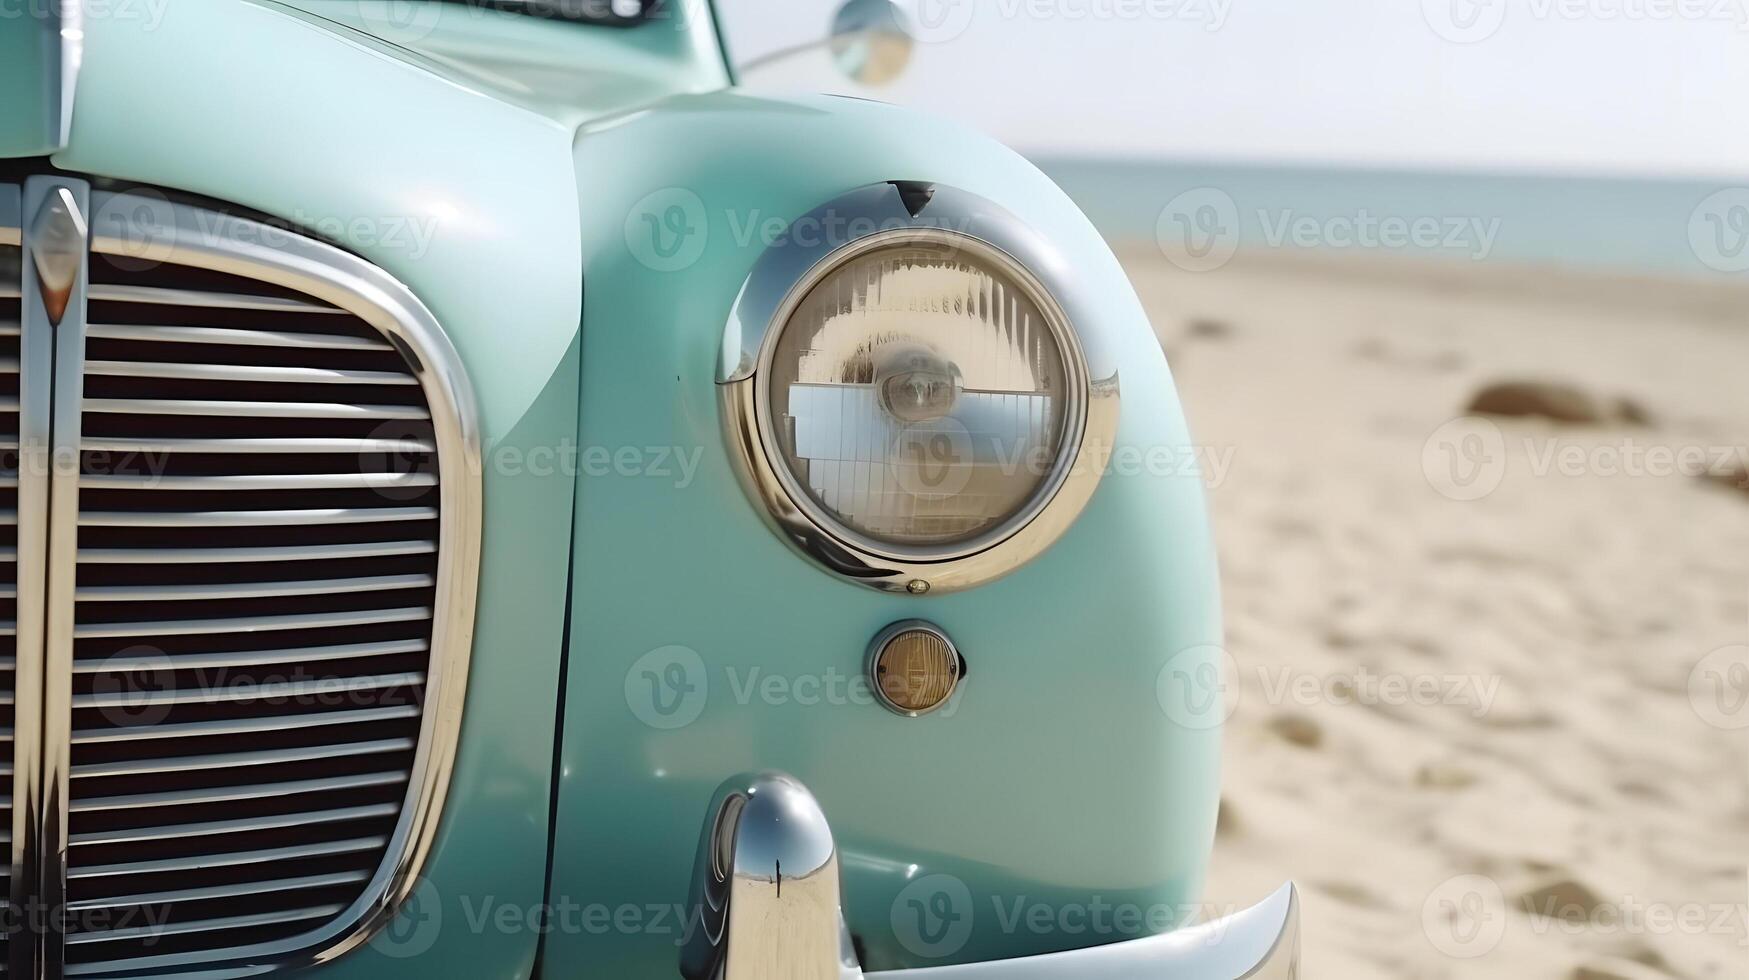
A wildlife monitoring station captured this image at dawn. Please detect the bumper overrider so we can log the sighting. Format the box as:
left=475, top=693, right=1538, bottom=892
left=680, top=774, right=1300, bottom=980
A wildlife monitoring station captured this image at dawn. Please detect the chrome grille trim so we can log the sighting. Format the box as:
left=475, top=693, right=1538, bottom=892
left=69, top=192, right=477, bottom=976
left=83, top=284, right=347, bottom=315
left=77, top=507, right=438, bottom=528
left=86, top=323, right=391, bottom=351
left=67, top=872, right=376, bottom=912
left=81, top=398, right=433, bottom=421
left=72, top=706, right=423, bottom=745
left=0, top=182, right=480, bottom=977
left=76, top=540, right=438, bottom=563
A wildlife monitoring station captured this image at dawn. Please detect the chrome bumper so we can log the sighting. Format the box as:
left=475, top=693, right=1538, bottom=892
left=682, top=773, right=1300, bottom=980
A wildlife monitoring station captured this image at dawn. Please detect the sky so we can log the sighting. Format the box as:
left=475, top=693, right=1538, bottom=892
left=714, top=0, right=1749, bottom=180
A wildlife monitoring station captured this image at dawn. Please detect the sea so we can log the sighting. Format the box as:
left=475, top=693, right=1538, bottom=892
left=1032, top=157, right=1748, bottom=282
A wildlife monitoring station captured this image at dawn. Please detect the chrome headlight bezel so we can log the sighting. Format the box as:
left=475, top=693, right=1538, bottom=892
left=718, top=183, right=1121, bottom=594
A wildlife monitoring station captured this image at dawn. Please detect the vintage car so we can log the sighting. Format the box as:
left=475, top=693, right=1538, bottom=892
left=0, top=0, right=1297, bottom=976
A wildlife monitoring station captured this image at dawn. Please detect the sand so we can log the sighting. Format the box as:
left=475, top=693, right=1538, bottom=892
left=1117, top=247, right=1749, bottom=980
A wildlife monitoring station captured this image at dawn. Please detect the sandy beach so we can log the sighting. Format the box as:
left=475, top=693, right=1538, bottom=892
left=1119, top=247, right=1749, bottom=980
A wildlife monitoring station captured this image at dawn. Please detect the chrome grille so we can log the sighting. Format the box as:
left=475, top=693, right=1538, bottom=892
left=0, top=181, right=479, bottom=978
left=63, top=253, right=437, bottom=973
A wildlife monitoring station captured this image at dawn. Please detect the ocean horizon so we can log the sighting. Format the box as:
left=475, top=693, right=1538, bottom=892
left=1033, top=157, right=1746, bottom=282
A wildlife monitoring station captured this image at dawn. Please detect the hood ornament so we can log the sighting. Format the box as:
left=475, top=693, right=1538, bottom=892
left=29, top=187, right=87, bottom=325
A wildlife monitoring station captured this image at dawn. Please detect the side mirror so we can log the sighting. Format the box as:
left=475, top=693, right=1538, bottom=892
left=828, top=0, right=915, bottom=86
left=739, top=0, right=916, bottom=87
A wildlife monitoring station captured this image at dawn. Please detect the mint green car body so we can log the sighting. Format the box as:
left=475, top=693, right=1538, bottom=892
left=7, top=2, right=1223, bottom=976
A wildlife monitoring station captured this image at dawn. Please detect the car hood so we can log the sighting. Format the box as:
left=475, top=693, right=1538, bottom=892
left=270, top=0, right=730, bottom=130
left=0, top=0, right=729, bottom=162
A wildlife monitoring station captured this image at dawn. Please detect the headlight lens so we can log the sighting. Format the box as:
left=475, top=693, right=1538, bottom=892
left=762, top=233, right=1082, bottom=552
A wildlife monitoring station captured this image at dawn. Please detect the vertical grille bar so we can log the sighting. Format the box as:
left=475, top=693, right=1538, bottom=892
left=17, top=176, right=94, bottom=980
left=35, top=175, right=93, bottom=980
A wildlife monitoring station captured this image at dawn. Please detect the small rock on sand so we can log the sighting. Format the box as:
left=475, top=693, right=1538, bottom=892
left=1187, top=318, right=1233, bottom=340
left=1570, top=961, right=1669, bottom=980
left=1517, top=877, right=1605, bottom=922
left=1216, top=797, right=1240, bottom=837
left=1415, top=762, right=1478, bottom=791
left=1612, top=397, right=1655, bottom=427
left=1704, top=457, right=1749, bottom=497
left=1267, top=714, right=1323, bottom=749
left=1468, top=380, right=1607, bottom=424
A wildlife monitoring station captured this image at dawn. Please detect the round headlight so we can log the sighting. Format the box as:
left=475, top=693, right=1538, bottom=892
left=758, top=231, right=1086, bottom=556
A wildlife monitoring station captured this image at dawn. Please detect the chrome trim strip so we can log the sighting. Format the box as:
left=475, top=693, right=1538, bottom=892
left=77, top=506, right=437, bottom=527
left=67, top=961, right=276, bottom=980
left=72, top=705, right=422, bottom=744
left=66, top=872, right=374, bottom=911
left=77, top=539, right=436, bottom=563
left=71, top=605, right=432, bottom=638
left=69, top=836, right=390, bottom=879
left=717, top=183, right=1120, bottom=594
left=70, top=770, right=411, bottom=812
left=86, top=322, right=390, bottom=350
left=74, top=673, right=424, bottom=710
left=85, top=283, right=346, bottom=314
left=66, top=906, right=346, bottom=945
left=75, top=574, right=435, bottom=602
left=79, top=472, right=438, bottom=492
left=70, top=738, right=415, bottom=779
left=53, top=1, right=84, bottom=153
left=80, top=435, right=434, bottom=454
left=80, top=190, right=483, bottom=976
left=70, top=807, right=399, bottom=848
left=865, top=884, right=1300, bottom=979
left=82, top=397, right=431, bottom=420
left=81, top=360, right=417, bottom=386
left=70, top=638, right=428, bottom=671
left=17, top=175, right=89, bottom=980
